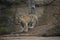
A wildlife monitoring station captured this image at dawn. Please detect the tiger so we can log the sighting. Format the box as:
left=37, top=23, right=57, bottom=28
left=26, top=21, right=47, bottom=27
left=18, top=15, right=38, bottom=32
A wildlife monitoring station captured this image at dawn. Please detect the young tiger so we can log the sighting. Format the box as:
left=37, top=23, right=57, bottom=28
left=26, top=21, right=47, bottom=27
left=19, top=15, right=38, bottom=32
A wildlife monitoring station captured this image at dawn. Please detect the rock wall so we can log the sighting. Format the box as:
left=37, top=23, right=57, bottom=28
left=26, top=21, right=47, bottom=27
left=0, top=0, right=60, bottom=36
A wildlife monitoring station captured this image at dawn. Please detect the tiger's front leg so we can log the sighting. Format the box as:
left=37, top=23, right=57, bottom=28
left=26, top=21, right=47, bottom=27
left=24, top=23, right=28, bottom=32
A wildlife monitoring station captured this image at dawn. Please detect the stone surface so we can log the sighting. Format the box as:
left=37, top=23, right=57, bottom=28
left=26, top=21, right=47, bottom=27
left=0, top=37, right=60, bottom=40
